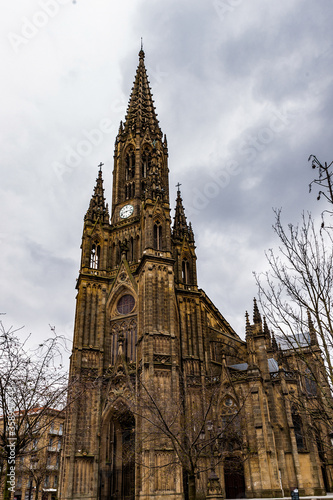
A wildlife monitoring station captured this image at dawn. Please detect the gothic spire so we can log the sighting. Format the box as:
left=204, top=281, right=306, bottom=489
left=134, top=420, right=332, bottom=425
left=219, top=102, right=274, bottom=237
left=263, top=316, right=270, bottom=338
left=85, top=163, right=109, bottom=223
left=245, top=311, right=252, bottom=339
left=271, top=331, right=278, bottom=351
left=307, top=310, right=318, bottom=346
left=188, top=222, right=195, bottom=244
left=172, top=185, right=189, bottom=240
left=123, top=49, right=161, bottom=136
left=253, top=298, right=262, bottom=325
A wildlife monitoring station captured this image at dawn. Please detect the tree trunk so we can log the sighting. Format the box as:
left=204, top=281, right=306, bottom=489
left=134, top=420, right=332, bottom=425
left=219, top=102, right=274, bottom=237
left=3, top=460, right=13, bottom=500
left=188, top=472, right=196, bottom=500
left=35, top=481, right=39, bottom=500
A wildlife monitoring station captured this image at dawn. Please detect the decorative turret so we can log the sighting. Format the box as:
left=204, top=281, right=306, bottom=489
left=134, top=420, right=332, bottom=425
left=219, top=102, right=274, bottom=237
left=263, top=316, right=270, bottom=339
left=253, top=298, right=262, bottom=325
left=271, top=331, right=278, bottom=351
left=245, top=311, right=252, bottom=339
left=85, top=163, right=109, bottom=223
left=172, top=186, right=190, bottom=240
left=188, top=222, right=195, bottom=244
left=307, top=310, right=319, bottom=346
left=171, top=186, right=197, bottom=287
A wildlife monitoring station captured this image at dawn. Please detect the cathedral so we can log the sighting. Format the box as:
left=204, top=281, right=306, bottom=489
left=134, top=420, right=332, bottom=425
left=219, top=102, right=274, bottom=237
left=58, top=50, right=333, bottom=500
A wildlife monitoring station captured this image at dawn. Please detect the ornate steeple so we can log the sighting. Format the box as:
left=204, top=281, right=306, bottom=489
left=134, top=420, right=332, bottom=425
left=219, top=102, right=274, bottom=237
left=172, top=185, right=190, bottom=240
left=171, top=185, right=197, bottom=286
left=85, top=163, right=109, bottom=223
left=253, top=298, right=262, bottom=325
left=123, top=49, right=162, bottom=137
left=111, top=50, right=169, bottom=220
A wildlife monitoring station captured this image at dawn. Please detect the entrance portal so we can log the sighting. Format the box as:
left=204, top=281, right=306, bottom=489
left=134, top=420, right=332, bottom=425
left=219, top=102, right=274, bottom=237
left=224, top=457, right=245, bottom=499
left=100, top=412, right=135, bottom=500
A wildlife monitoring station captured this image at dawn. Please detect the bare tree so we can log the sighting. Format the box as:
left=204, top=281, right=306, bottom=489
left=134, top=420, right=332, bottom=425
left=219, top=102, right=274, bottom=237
left=0, top=321, right=69, bottom=500
left=308, top=155, right=333, bottom=224
left=105, top=372, right=251, bottom=500
left=254, top=209, right=333, bottom=430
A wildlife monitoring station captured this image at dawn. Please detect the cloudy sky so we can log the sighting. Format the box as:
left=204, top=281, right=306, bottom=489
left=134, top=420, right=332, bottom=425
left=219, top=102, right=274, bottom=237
left=1, top=0, right=332, bottom=348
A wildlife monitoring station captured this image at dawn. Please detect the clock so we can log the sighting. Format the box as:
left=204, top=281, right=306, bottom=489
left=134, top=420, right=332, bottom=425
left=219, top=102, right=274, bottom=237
left=119, top=204, right=134, bottom=219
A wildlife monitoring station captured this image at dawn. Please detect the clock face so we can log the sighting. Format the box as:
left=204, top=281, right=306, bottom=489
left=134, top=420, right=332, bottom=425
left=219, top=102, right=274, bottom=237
left=119, top=204, right=134, bottom=219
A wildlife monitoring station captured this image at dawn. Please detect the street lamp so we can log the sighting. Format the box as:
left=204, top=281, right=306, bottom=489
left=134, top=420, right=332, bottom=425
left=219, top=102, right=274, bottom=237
left=207, top=421, right=219, bottom=480
left=205, top=421, right=223, bottom=500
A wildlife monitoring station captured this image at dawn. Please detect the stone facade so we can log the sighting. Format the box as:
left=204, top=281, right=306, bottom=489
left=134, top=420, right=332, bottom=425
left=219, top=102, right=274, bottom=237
left=58, top=50, right=333, bottom=500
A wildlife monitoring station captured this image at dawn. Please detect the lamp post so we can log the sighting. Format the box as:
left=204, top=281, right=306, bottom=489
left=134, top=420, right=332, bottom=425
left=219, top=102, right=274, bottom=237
left=206, top=421, right=224, bottom=500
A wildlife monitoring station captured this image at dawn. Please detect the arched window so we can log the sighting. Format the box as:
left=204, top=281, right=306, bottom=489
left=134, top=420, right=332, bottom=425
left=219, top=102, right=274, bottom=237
left=125, top=147, right=135, bottom=180
left=120, top=239, right=128, bottom=261
left=141, top=146, right=151, bottom=178
left=182, top=259, right=189, bottom=284
left=153, top=223, right=162, bottom=250
left=125, top=182, right=135, bottom=200
left=90, top=244, right=100, bottom=269
left=292, top=411, right=305, bottom=450
left=305, top=368, right=317, bottom=396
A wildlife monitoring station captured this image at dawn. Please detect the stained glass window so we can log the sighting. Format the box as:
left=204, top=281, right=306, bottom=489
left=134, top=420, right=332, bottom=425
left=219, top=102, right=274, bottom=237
left=117, top=294, right=135, bottom=315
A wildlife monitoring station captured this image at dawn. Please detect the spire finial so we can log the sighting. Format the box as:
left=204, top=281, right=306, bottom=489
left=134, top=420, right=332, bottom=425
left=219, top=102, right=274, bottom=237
left=253, top=297, right=262, bottom=324
left=176, top=182, right=182, bottom=194
left=98, top=162, right=104, bottom=173
left=139, top=38, right=145, bottom=59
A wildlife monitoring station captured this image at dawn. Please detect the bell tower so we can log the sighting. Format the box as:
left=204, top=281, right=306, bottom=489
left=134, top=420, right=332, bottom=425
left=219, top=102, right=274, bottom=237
left=59, top=49, right=183, bottom=500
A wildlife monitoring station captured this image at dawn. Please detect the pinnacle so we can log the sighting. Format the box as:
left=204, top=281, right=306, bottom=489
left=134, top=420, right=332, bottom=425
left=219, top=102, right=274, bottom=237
left=307, top=310, right=318, bottom=346
left=253, top=298, right=262, bottom=325
left=245, top=311, right=252, bottom=337
left=263, top=317, right=270, bottom=338
left=85, top=164, right=110, bottom=223
left=172, top=187, right=191, bottom=240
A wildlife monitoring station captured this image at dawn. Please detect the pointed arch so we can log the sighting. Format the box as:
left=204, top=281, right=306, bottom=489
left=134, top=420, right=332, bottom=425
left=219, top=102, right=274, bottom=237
left=291, top=408, right=306, bottom=450
left=141, top=144, right=152, bottom=179
left=100, top=404, right=135, bottom=500
left=182, top=258, right=189, bottom=284
left=125, top=145, right=136, bottom=181
left=90, top=243, right=101, bottom=269
left=153, top=221, right=162, bottom=250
